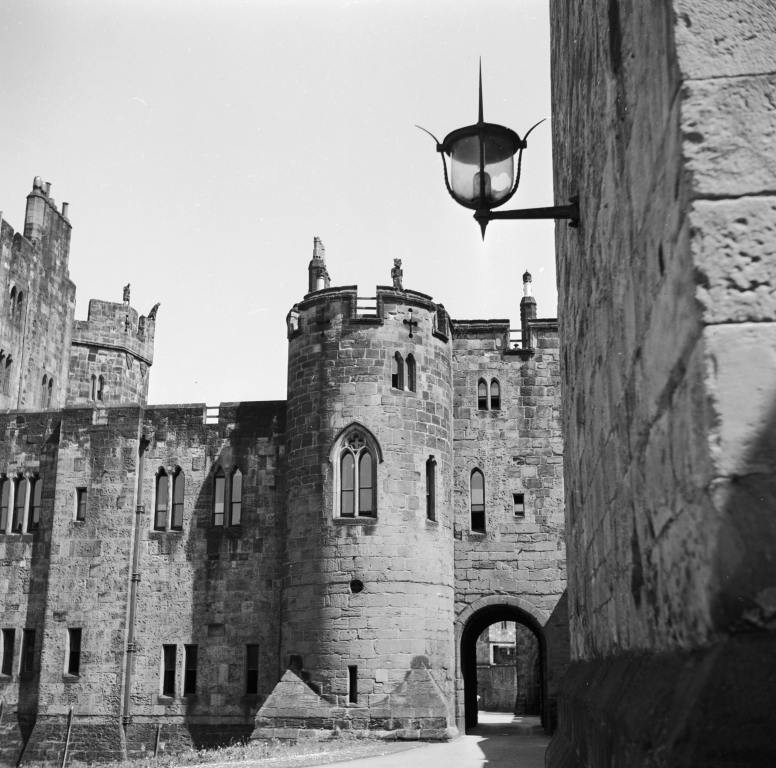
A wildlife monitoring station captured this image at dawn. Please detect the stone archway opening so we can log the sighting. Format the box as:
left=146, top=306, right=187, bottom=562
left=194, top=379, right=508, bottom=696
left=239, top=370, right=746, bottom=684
left=460, top=604, right=547, bottom=732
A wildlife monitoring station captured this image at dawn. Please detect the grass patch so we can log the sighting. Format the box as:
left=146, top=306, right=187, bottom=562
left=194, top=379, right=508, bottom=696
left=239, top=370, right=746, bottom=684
left=66, top=734, right=419, bottom=768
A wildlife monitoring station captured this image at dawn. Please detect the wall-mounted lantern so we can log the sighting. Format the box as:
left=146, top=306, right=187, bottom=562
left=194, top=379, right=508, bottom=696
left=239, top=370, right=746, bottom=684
left=419, top=65, right=579, bottom=238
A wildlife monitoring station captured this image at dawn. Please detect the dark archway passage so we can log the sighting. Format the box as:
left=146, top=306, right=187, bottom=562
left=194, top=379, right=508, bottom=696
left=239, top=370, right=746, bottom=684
left=460, top=604, right=547, bottom=732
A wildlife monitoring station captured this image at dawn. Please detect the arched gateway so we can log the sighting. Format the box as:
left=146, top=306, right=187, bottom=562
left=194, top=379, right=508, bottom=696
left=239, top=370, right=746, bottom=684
left=457, top=598, right=549, bottom=732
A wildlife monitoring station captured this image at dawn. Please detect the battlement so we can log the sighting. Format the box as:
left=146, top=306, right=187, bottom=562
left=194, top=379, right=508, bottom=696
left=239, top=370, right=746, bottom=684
left=71, top=298, right=158, bottom=364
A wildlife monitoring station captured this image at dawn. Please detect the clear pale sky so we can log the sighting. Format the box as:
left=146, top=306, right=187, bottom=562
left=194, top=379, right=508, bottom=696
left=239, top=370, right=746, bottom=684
left=0, top=0, right=556, bottom=405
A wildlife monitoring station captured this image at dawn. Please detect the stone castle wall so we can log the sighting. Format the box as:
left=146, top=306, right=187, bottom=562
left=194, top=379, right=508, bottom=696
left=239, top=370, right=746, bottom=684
left=451, top=319, right=566, bottom=728
left=548, top=1, right=776, bottom=765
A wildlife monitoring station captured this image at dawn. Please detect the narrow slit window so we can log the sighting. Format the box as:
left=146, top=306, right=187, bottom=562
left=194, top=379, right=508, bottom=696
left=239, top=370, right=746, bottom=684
left=406, top=354, right=417, bottom=392
left=171, top=469, right=184, bottom=530
left=12, top=476, right=26, bottom=533
left=477, top=378, right=488, bottom=410
left=75, top=488, right=87, bottom=522
left=348, top=665, right=358, bottom=704
left=426, top=456, right=436, bottom=521
left=162, top=644, right=176, bottom=696
left=28, top=476, right=41, bottom=532
left=9, top=287, right=16, bottom=318
left=41, top=375, right=48, bottom=406
left=16, top=292, right=23, bottom=321
left=97, top=375, right=105, bottom=402
left=184, top=644, right=197, bottom=695
left=154, top=469, right=169, bottom=530
left=0, top=476, right=9, bottom=533
left=490, top=379, right=501, bottom=410
left=90, top=374, right=97, bottom=401
left=47, top=377, right=53, bottom=408
left=1, top=628, right=14, bottom=675
left=212, top=467, right=225, bottom=526
left=230, top=468, right=242, bottom=526
left=513, top=493, right=525, bottom=517
left=246, top=644, right=259, bottom=694
left=471, top=469, right=485, bottom=533
left=67, top=628, right=82, bottom=676
left=20, top=629, right=35, bottom=673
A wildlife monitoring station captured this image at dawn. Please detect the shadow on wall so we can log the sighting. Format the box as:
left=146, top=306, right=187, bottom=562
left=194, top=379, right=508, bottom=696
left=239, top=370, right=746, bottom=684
left=10, top=419, right=60, bottom=766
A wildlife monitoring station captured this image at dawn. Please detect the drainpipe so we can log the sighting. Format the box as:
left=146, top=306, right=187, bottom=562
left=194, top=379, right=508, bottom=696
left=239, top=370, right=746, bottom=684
left=121, top=429, right=148, bottom=738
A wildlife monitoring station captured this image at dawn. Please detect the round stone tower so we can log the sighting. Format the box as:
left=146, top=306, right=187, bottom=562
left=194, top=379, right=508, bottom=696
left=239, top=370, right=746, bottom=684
left=255, top=245, right=456, bottom=738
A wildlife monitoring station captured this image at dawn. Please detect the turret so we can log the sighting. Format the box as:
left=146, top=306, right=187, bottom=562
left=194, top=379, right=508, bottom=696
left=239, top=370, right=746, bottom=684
left=307, top=236, right=331, bottom=293
left=255, top=248, right=457, bottom=739
left=66, top=285, right=159, bottom=407
left=23, top=176, right=72, bottom=271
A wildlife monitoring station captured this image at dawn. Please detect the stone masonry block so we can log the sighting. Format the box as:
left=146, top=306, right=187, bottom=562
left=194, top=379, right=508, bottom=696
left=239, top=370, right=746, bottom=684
left=674, top=0, right=776, bottom=80
left=691, top=196, right=776, bottom=324
left=682, top=73, right=776, bottom=198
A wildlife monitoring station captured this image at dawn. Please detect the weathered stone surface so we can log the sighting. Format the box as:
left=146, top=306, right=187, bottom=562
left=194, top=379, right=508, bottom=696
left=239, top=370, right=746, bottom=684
left=682, top=74, right=776, bottom=198
left=692, top=197, right=776, bottom=323
left=549, top=0, right=776, bottom=764
left=674, top=0, right=776, bottom=80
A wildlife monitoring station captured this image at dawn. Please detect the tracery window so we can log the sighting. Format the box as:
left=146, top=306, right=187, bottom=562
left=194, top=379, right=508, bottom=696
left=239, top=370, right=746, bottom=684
left=339, top=431, right=375, bottom=518
left=470, top=469, right=485, bottom=533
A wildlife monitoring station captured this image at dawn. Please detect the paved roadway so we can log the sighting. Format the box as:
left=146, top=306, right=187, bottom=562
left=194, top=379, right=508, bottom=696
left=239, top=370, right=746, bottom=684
left=321, top=714, right=548, bottom=768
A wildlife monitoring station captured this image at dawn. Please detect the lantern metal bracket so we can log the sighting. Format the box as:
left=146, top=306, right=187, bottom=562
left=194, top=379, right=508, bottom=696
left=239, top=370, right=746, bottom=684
left=473, top=196, right=580, bottom=238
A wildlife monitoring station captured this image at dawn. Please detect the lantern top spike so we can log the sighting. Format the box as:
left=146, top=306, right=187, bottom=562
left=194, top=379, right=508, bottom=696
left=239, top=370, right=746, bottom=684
left=478, top=59, right=484, bottom=124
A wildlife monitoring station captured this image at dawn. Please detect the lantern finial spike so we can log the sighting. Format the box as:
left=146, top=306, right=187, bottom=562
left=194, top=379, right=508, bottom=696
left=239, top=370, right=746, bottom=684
left=478, top=58, right=484, bottom=123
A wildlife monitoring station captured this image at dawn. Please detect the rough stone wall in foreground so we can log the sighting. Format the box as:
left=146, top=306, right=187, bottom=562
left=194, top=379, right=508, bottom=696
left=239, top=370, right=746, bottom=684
left=548, top=1, right=776, bottom=765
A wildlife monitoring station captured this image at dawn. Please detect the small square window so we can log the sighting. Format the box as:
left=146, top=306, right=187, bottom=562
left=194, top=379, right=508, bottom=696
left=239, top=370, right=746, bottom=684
left=513, top=493, right=525, bottom=517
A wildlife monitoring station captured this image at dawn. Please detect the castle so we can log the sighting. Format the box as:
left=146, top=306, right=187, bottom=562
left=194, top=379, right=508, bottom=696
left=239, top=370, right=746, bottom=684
left=0, top=181, right=567, bottom=763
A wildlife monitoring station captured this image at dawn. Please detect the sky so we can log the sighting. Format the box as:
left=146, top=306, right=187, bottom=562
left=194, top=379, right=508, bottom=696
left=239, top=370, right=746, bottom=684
left=0, top=0, right=557, bottom=406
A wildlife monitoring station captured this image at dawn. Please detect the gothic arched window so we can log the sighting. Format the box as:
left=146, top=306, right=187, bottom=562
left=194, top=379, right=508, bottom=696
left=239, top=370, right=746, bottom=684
left=230, top=468, right=242, bottom=526
left=171, top=468, right=184, bottom=530
left=470, top=469, right=485, bottom=533
left=338, top=429, right=377, bottom=518
left=28, top=475, right=41, bottom=532
left=406, top=354, right=417, bottom=393
left=490, top=379, right=501, bottom=411
left=212, top=466, right=226, bottom=527
left=477, top=379, right=488, bottom=410
left=154, top=468, right=169, bottom=530
left=12, top=475, right=26, bottom=533
left=392, top=352, right=404, bottom=390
